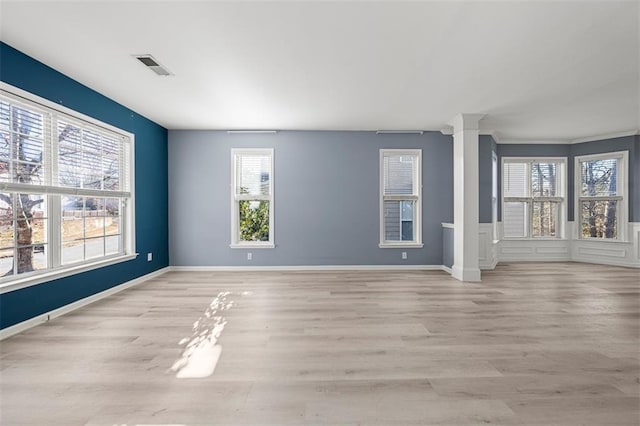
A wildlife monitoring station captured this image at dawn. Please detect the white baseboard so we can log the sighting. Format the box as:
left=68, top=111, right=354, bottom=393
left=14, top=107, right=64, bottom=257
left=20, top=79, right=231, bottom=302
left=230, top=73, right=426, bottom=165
left=170, top=264, right=447, bottom=272
left=0, top=267, right=170, bottom=340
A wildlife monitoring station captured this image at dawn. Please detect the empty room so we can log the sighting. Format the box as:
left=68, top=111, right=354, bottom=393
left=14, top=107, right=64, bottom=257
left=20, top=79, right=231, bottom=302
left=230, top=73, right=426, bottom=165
left=0, top=1, right=639, bottom=425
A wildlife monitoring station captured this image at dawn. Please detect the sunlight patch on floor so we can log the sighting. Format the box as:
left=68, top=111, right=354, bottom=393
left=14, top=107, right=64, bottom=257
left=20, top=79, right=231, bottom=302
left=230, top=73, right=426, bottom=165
left=170, top=291, right=237, bottom=379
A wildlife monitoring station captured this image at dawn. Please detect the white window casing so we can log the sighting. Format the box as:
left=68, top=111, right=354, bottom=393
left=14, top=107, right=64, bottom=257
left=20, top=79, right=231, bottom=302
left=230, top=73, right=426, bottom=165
left=501, top=157, right=567, bottom=239
left=230, top=148, right=274, bottom=248
left=379, top=149, right=423, bottom=248
left=0, top=82, right=136, bottom=294
left=575, top=151, right=628, bottom=241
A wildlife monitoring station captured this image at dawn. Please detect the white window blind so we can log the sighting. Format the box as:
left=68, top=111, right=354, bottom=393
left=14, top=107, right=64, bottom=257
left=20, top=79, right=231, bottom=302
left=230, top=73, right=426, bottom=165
left=502, top=158, right=565, bottom=239
left=231, top=149, right=274, bottom=247
left=380, top=149, right=422, bottom=247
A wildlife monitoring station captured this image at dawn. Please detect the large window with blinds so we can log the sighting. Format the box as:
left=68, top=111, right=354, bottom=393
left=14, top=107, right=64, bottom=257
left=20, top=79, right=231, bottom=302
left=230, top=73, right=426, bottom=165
left=576, top=151, right=627, bottom=240
left=0, top=85, right=134, bottom=288
left=502, top=158, right=566, bottom=238
left=230, top=148, right=274, bottom=248
left=379, top=149, right=422, bottom=248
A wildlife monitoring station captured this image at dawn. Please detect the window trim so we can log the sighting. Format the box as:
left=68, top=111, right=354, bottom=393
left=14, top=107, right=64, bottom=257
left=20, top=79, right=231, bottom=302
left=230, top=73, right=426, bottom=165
left=574, top=150, right=628, bottom=242
left=379, top=149, right=423, bottom=248
left=229, top=148, right=275, bottom=249
left=501, top=156, right=567, bottom=240
left=0, top=82, right=136, bottom=293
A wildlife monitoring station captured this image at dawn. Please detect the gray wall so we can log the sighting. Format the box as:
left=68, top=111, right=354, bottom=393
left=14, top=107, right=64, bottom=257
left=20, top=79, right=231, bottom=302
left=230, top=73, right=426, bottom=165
left=442, top=226, right=454, bottom=268
left=496, top=136, right=638, bottom=222
left=168, top=131, right=453, bottom=266
left=479, top=135, right=497, bottom=223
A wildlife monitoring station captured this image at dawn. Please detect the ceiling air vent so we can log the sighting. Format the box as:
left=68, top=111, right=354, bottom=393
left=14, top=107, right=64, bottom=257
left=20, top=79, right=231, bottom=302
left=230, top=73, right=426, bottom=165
left=134, top=54, right=173, bottom=76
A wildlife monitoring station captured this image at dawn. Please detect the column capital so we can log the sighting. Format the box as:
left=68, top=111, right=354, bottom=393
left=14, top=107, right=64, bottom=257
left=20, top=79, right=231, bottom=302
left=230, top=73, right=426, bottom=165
left=447, top=113, right=485, bottom=132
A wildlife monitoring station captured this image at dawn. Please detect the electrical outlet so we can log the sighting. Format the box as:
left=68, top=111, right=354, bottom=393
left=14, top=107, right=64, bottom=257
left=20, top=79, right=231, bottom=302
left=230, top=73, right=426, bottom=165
left=147, top=252, right=152, bottom=262
left=402, top=252, right=407, bottom=260
left=247, top=252, right=252, bottom=261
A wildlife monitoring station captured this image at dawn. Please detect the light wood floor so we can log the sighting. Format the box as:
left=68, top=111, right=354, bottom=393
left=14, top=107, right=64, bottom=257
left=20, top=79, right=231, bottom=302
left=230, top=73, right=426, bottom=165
left=1, top=262, right=639, bottom=425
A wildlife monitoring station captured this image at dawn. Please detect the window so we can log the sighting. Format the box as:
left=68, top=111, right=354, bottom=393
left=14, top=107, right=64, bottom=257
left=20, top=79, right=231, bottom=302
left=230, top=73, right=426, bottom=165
left=0, top=85, right=134, bottom=288
left=576, top=151, right=627, bottom=240
left=502, top=158, right=565, bottom=238
left=379, top=149, right=422, bottom=248
left=231, top=149, right=274, bottom=248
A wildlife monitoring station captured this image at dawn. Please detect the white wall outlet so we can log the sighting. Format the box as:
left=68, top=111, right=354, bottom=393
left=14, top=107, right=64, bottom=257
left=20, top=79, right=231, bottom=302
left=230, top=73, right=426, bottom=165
left=147, top=252, right=153, bottom=262
left=247, top=252, right=252, bottom=261
left=402, top=252, right=407, bottom=260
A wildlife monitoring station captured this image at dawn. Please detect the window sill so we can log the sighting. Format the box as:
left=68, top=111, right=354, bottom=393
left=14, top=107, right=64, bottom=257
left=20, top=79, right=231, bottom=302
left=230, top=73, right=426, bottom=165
left=0, top=253, right=139, bottom=295
left=379, top=243, right=424, bottom=249
left=230, top=243, right=275, bottom=249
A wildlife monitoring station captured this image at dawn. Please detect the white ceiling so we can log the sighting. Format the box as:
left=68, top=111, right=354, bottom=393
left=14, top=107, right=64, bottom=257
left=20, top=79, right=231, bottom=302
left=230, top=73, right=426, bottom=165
left=1, top=1, right=638, bottom=142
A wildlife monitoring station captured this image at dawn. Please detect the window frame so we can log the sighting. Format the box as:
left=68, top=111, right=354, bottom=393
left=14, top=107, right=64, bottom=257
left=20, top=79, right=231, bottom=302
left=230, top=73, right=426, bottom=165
left=230, top=148, right=274, bottom=249
left=379, top=149, right=423, bottom=248
left=575, top=151, right=628, bottom=242
left=501, top=156, right=567, bottom=240
left=0, top=82, right=136, bottom=294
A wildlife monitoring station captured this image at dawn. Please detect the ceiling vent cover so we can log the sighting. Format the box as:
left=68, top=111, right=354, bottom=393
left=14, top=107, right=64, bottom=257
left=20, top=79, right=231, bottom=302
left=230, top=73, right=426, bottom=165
left=134, top=54, right=172, bottom=76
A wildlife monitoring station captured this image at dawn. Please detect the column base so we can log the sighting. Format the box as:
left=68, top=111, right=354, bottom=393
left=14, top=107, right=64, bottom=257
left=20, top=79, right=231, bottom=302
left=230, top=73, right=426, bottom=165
left=451, top=265, right=481, bottom=282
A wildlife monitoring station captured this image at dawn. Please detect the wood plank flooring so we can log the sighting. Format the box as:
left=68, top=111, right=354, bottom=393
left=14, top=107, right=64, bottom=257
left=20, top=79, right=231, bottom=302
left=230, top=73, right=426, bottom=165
left=1, top=262, right=639, bottom=425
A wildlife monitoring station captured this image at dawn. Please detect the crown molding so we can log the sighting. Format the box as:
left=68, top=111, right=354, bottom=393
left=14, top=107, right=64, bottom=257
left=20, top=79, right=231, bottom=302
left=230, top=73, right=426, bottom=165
left=570, top=129, right=639, bottom=144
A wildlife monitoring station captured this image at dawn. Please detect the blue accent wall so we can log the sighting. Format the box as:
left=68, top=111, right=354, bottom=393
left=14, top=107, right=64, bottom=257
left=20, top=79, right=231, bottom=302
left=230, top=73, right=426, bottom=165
left=0, top=43, right=169, bottom=329
left=169, top=130, right=453, bottom=266
left=496, top=136, right=638, bottom=222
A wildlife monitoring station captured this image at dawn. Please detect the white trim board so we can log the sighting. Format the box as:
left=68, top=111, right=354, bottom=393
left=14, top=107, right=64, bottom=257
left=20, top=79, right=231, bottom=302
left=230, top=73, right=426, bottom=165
left=170, top=265, right=449, bottom=272
left=0, top=267, right=170, bottom=341
left=492, top=129, right=638, bottom=145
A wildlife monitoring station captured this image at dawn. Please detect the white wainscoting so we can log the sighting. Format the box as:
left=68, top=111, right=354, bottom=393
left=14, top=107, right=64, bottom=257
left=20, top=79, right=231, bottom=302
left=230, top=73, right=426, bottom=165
left=571, top=222, right=640, bottom=268
left=478, top=223, right=498, bottom=270
left=490, top=221, right=640, bottom=268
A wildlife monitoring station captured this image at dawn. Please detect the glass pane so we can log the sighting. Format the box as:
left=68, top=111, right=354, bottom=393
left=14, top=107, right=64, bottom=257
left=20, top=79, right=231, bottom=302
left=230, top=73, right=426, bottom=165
left=105, top=235, right=121, bottom=255
left=531, top=163, right=558, bottom=197
left=14, top=245, right=46, bottom=275
left=84, top=216, right=105, bottom=238
left=62, top=240, right=84, bottom=264
left=532, top=201, right=558, bottom=237
left=503, top=162, right=528, bottom=197
left=503, top=201, right=528, bottom=237
left=383, top=200, right=415, bottom=241
left=581, top=200, right=617, bottom=239
left=105, top=198, right=121, bottom=236
left=401, top=200, right=414, bottom=241
left=384, top=154, right=414, bottom=195
left=62, top=196, right=84, bottom=241
left=239, top=200, right=270, bottom=242
left=32, top=244, right=47, bottom=271
left=16, top=218, right=47, bottom=245
left=237, top=155, right=270, bottom=196
left=581, top=158, right=617, bottom=196
left=0, top=248, right=13, bottom=277
left=0, top=194, right=13, bottom=249
left=85, top=237, right=104, bottom=260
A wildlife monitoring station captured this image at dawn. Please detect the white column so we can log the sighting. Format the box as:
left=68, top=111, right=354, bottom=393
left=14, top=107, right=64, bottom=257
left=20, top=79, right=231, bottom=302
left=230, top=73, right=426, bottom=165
left=449, top=113, right=483, bottom=282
